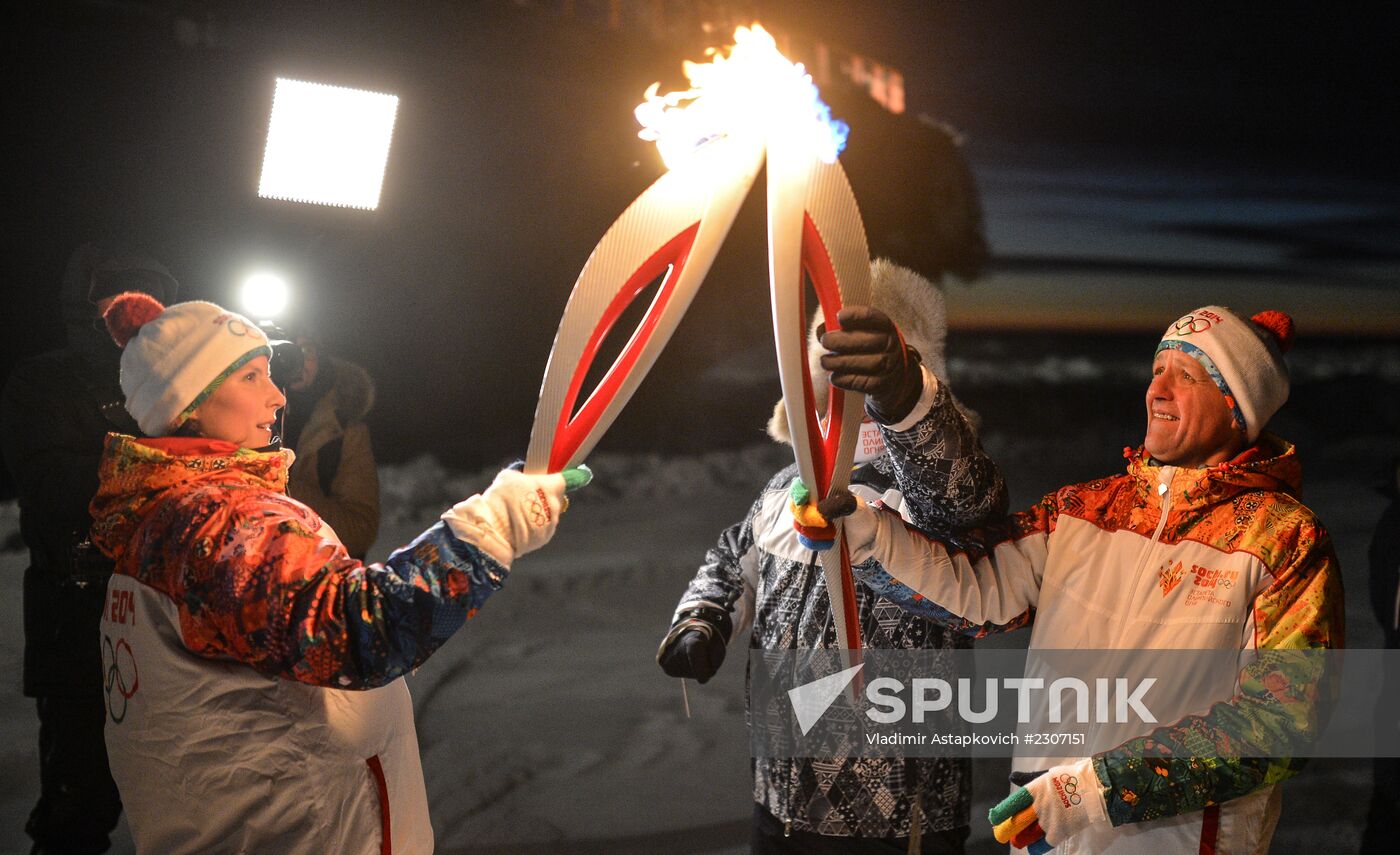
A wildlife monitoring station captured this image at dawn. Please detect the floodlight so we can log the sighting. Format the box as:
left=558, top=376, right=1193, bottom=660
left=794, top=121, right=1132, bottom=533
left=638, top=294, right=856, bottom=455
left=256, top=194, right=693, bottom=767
left=241, top=272, right=290, bottom=319
left=258, top=78, right=399, bottom=210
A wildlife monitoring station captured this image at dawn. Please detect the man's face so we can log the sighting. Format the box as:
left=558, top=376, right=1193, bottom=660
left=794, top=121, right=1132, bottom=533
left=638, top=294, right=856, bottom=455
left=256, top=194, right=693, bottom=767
left=1143, top=348, right=1242, bottom=468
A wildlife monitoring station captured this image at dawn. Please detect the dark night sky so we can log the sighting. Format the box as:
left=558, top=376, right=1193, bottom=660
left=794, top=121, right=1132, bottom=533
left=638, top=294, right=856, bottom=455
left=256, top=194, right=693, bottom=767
left=797, top=1, right=1396, bottom=164
left=4, top=0, right=1397, bottom=468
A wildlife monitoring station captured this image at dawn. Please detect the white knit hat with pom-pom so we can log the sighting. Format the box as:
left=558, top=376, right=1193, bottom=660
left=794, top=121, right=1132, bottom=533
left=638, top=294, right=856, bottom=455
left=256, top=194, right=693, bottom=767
left=1156, top=306, right=1294, bottom=442
left=103, top=292, right=271, bottom=436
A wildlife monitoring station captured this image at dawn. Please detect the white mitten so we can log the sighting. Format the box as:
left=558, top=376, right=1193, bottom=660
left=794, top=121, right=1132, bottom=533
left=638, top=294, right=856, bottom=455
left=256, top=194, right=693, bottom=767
left=441, top=469, right=568, bottom=568
left=990, top=758, right=1109, bottom=851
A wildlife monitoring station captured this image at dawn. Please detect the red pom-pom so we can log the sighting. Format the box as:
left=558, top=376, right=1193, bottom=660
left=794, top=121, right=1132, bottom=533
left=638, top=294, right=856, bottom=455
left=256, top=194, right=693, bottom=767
left=1251, top=310, right=1294, bottom=354
left=103, top=291, right=165, bottom=348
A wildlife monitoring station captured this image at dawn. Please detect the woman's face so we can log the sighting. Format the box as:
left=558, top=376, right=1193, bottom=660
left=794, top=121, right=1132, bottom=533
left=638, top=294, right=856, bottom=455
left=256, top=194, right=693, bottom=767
left=190, top=355, right=286, bottom=449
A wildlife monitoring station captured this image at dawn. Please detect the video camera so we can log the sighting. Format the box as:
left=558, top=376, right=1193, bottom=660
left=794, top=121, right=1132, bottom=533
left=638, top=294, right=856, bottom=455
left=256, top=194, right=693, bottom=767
left=260, top=321, right=305, bottom=389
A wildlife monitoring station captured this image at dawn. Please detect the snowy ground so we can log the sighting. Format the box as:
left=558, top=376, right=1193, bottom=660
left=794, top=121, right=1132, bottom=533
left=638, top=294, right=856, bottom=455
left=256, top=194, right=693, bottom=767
left=0, top=419, right=1390, bottom=853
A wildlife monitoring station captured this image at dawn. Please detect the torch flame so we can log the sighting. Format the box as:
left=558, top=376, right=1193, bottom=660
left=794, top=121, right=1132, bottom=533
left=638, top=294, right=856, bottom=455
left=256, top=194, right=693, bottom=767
left=635, top=24, right=849, bottom=170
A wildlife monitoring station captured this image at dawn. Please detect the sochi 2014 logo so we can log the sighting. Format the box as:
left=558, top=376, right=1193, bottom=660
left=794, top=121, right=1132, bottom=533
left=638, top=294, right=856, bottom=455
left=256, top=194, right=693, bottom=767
left=1170, top=309, right=1225, bottom=336
left=1052, top=773, right=1082, bottom=808
left=528, top=487, right=552, bottom=527
left=1159, top=561, right=1187, bottom=596
left=211, top=312, right=255, bottom=338
left=101, top=635, right=140, bottom=723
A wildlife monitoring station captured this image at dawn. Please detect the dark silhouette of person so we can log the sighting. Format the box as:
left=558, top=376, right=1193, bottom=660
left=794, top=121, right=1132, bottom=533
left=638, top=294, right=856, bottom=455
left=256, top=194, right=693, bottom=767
left=0, top=241, right=177, bottom=854
left=1362, top=457, right=1400, bottom=853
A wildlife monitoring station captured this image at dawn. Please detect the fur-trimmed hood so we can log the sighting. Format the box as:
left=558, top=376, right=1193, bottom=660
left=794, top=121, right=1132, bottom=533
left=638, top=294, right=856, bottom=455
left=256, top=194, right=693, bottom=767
left=767, top=258, right=952, bottom=444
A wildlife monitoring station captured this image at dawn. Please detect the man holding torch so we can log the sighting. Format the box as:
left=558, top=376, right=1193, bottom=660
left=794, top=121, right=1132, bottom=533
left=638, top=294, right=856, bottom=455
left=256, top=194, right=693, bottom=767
left=659, top=259, right=1009, bottom=854
left=818, top=305, right=1342, bottom=853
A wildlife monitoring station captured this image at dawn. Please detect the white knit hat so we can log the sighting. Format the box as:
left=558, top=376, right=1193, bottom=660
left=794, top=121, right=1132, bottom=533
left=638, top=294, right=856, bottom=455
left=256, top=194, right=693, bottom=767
left=104, top=293, right=271, bottom=436
left=1156, top=306, right=1293, bottom=443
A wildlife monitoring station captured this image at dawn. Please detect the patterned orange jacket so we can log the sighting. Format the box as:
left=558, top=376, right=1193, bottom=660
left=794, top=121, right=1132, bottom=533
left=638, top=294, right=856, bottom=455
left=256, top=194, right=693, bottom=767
left=90, top=434, right=503, bottom=687
left=89, top=433, right=508, bottom=854
left=847, top=434, right=1344, bottom=854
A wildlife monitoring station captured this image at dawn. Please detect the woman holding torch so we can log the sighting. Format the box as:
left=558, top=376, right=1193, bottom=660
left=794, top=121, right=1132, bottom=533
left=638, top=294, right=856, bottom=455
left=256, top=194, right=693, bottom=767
left=87, top=292, right=584, bottom=854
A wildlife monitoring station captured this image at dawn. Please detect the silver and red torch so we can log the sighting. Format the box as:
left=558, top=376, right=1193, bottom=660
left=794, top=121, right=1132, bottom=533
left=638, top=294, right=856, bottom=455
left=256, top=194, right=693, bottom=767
left=527, top=25, right=872, bottom=657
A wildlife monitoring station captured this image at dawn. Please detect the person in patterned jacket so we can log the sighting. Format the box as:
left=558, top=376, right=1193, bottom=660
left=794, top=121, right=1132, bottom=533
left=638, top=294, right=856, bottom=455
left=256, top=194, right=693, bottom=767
left=87, top=292, right=586, bottom=854
left=821, top=305, right=1343, bottom=854
left=658, top=259, right=1008, bottom=854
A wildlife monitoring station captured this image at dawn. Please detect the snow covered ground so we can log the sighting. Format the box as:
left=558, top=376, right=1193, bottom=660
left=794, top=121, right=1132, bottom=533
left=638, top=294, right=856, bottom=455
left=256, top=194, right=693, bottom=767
left=0, top=415, right=1390, bottom=853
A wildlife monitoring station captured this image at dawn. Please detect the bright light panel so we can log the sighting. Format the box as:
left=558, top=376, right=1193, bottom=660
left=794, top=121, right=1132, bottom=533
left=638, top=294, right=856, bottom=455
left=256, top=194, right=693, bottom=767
left=241, top=272, right=290, bottom=319
left=258, top=78, right=399, bottom=210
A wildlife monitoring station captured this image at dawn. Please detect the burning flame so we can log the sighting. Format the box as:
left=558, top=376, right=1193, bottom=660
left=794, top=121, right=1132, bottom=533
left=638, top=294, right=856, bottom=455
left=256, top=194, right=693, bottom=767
left=635, top=24, right=849, bottom=170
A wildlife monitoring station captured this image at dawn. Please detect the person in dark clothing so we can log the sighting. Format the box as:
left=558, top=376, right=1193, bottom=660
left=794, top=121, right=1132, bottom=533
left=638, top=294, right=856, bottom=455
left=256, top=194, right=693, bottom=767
left=0, top=241, right=178, bottom=854
left=658, top=260, right=1004, bottom=854
left=1369, top=459, right=1400, bottom=650
left=1362, top=457, right=1400, bottom=853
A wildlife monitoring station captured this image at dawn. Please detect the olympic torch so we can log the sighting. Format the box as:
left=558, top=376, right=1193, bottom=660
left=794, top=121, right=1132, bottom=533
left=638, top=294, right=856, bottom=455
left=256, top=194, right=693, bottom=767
left=525, top=131, right=763, bottom=473
left=767, top=125, right=872, bottom=660
left=527, top=25, right=872, bottom=662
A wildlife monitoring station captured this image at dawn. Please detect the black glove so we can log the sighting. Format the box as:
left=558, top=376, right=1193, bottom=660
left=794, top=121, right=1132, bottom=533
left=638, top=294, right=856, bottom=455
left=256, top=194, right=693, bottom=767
left=818, top=305, right=924, bottom=424
left=657, top=605, right=732, bottom=684
left=1009, top=769, right=1047, bottom=787
left=815, top=489, right=859, bottom=521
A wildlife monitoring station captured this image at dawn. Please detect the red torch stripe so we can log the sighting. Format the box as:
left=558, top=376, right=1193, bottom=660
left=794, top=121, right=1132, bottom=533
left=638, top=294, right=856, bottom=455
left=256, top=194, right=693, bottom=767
left=800, top=210, right=862, bottom=653
left=798, top=211, right=846, bottom=498
left=550, top=223, right=700, bottom=472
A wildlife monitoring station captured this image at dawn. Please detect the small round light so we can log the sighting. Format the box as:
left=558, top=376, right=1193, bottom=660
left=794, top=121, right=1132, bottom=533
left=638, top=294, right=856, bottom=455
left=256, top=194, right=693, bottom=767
left=241, top=272, right=290, bottom=319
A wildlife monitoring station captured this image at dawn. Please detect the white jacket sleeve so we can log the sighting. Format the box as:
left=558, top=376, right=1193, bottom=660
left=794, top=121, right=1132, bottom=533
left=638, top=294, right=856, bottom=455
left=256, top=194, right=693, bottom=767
left=841, top=500, right=1046, bottom=629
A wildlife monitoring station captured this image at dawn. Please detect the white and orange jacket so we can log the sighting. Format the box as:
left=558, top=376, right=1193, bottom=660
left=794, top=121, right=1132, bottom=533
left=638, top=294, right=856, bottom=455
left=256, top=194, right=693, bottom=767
left=91, top=435, right=515, bottom=854
left=845, top=422, right=1343, bottom=854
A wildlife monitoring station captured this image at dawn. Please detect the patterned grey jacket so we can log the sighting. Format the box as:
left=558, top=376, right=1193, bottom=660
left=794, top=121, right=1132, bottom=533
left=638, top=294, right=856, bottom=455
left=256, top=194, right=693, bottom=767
left=671, top=379, right=1007, bottom=838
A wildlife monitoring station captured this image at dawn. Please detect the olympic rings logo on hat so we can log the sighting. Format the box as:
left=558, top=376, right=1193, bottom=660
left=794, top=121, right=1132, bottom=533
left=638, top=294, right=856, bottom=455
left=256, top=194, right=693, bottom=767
left=1172, top=314, right=1212, bottom=335
left=211, top=313, right=256, bottom=338
left=226, top=318, right=254, bottom=337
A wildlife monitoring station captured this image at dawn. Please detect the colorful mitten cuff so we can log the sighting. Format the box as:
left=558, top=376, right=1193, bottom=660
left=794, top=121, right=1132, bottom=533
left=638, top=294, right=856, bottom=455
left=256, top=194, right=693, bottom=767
left=788, top=477, right=835, bottom=550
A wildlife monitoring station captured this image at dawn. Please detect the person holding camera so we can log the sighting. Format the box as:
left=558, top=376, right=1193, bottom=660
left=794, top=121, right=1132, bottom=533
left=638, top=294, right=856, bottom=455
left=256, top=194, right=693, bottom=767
left=1, top=242, right=179, bottom=854
left=86, top=291, right=584, bottom=854
left=280, top=331, right=380, bottom=560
